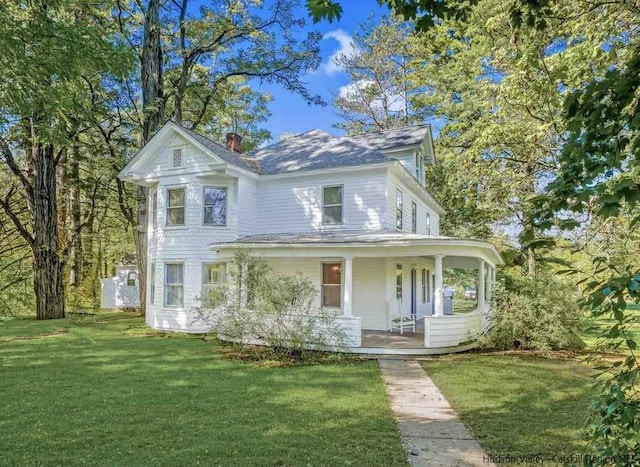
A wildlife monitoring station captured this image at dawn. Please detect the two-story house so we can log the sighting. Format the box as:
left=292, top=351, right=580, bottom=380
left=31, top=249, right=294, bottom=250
left=118, top=121, right=502, bottom=354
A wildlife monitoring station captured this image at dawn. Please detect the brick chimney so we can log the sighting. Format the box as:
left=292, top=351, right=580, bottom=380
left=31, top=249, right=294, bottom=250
left=226, top=132, right=242, bottom=152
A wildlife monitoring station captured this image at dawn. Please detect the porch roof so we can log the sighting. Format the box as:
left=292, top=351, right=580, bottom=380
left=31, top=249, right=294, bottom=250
left=210, top=231, right=504, bottom=266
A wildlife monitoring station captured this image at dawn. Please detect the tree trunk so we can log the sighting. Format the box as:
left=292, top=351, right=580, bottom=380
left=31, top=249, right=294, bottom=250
left=32, top=143, right=65, bottom=319
left=136, top=0, right=164, bottom=315
left=69, top=152, right=82, bottom=286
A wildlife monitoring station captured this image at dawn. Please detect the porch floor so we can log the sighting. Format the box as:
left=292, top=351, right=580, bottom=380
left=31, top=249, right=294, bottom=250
left=361, top=329, right=425, bottom=349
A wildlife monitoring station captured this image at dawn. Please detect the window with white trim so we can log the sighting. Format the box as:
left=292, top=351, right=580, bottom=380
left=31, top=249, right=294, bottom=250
left=150, top=190, right=158, bottom=229
left=126, top=272, right=136, bottom=287
left=421, top=268, right=426, bottom=303
left=173, top=148, right=183, bottom=167
left=202, top=263, right=226, bottom=305
left=396, top=189, right=403, bottom=230
left=150, top=262, right=156, bottom=305
left=322, top=263, right=341, bottom=307
left=426, top=212, right=431, bottom=235
left=166, top=188, right=185, bottom=226
left=164, top=263, right=184, bottom=307
left=203, top=187, right=227, bottom=226
left=411, top=201, right=417, bottom=233
left=322, top=185, right=343, bottom=225
left=396, top=264, right=403, bottom=299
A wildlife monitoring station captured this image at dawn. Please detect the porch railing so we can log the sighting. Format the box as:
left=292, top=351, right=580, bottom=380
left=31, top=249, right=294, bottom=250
left=423, top=308, right=488, bottom=348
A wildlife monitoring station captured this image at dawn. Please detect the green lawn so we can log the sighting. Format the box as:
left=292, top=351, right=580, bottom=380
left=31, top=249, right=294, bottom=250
left=421, top=354, right=594, bottom=460
left=0, top=313, right=407, bottom=466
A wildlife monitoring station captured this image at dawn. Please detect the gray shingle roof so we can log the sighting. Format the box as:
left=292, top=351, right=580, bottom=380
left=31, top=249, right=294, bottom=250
left=176, top=123, right=431, bottom=175
left=350, top=124, right=431, bottom=151
left=247, top=130, right=392, bottom=175
left=175, top=123, right=258, bottom=172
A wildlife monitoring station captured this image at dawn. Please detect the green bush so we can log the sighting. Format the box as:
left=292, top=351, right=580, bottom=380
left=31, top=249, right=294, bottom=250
left=481, top=272, right=585, bottom=351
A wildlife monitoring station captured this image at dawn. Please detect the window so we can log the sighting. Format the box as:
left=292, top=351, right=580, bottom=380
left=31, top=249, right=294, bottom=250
left=322, top=263, right=341, bottom=307
left=126, top=272, right=136, bottom=287
left=411, top=201, right=417, bottom=233
left=421, top=269, right=426, bottom=303
left=150, top=262, right=156, bottom=305
left=426, top=212, right=431, bottom=235
left=164, top=263, right=184, bottom=307
left=203, top=187, right=227, bottom=226
left=396, top=189, right=403, bottom=230
left=427, top=269, right=431, bottom=303
left=166, top=188, right=185, bottom=226
left=150, top=190, right=158, bottom=229
left=415, top=152, right=425, bottom=183
left=173, top=148, right=182, bottom=167
left=322, top=185, right=343, bottom=225
left=396, top=264, right=403, bottom=299
left=202, top=263, right=226, bottom=305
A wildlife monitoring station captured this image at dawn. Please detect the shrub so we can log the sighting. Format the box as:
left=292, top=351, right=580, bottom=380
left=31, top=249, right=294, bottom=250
left=197, top=252, right=348, bottom=360
left=481, top=271, right=585, bottom=351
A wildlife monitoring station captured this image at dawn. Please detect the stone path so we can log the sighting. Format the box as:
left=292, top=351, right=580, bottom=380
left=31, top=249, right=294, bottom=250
left=378, top=359, right=493, bottom=467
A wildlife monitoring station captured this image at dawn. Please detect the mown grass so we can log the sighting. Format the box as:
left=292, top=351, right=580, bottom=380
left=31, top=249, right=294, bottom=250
left=421, top=354, right=594, bottom=462
left=0, top=313, right=407, bottom=466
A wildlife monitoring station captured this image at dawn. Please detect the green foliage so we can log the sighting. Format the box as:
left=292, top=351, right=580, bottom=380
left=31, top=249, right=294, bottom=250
left=482, top=272, right=585, bottom=351
left=332, top=15, right=429, bottom=135
left=307, top=0, right=342, bottom=23
left=198, top=252, right=348, bottom=359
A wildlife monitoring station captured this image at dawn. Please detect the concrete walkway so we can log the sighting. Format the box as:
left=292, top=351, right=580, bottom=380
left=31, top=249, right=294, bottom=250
left=378, top=359, right=493, bottom=467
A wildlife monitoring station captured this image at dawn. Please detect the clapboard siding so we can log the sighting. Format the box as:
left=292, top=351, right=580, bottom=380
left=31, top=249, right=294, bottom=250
left=386, top=169, right=440, bottom=235
left=353, top=258, right=387, bottom=330
left=254, top=168, right=388, bottom=234
left=424, top=311, right=484, bottom=348
left=138, top=134, right=217, bottom=178
left=237, top=177, right=257, bottom=237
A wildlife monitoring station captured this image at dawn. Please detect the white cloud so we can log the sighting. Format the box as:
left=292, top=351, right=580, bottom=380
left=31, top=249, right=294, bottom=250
left=337, top=79, right=406, bottom=113
left=321, top=29, right=356, bottom=75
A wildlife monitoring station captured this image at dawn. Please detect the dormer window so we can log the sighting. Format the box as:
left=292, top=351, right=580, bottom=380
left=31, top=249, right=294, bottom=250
left=173, top=148, right=183, bottom=167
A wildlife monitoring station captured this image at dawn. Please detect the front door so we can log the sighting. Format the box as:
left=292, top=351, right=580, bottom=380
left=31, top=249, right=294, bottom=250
left=410, top=268, right=417, bottom=318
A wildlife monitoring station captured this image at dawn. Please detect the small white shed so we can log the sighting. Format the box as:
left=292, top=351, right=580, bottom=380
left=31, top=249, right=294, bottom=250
left=100, top=265, right=141, bottom=309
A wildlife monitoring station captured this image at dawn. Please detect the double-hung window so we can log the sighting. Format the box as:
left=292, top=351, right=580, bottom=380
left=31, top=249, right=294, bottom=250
left=150, top=262, right=156, bottom=305
left=150, top=190, right=158, bottom=229
left=396, top=189, right=403, bottom=230
left=165, top=263, right=184, bottom=307
left=426, top=212, right=431, bottom=235
left=203, top=187, right=227, bottom=226
left=202, top=263, right=226, bottom=305
left=322, top=263, right=341, bottom=307
left=322, top=185, right=343, bottom=225
left=167, top=188, right=185, bottom=226
left=396, top=264, right=403, bottom=299
left=411, top=201, right=417, bottom=233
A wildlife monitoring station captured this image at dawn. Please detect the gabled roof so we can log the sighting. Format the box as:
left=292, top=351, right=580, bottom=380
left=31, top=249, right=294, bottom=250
left=247, top=130, right=392, bottom=175
left=177, top=124, right=258, bottom=172
left=119, top=121, right=435, bottom=180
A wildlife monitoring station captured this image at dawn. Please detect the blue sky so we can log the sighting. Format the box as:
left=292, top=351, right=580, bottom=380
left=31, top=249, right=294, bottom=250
left=251, top=2, right=390, bottom=141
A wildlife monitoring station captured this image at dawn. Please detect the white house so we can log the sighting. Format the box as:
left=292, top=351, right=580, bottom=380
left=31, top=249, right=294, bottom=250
left=118, top=121, right=502, bottom=354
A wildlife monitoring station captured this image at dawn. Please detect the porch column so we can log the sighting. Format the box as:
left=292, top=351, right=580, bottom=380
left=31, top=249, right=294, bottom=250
left=434, top=255, right=444, bottom=316
left=343, top=256, right=353, bottom=316
left=477, top=259, right=486, bottom=309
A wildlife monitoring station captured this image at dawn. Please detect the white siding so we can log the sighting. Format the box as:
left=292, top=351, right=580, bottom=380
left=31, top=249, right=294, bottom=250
left=386, top=169, right=440, bottom=235
left=424, top=311, right=484, bottom=348
left=255, top=168, right=388, bottom=234
left=137, top=134, right=217, bottom=178
left=352, top=258, right=387, bottom=330
left=237, top=176, right=258, bottom=237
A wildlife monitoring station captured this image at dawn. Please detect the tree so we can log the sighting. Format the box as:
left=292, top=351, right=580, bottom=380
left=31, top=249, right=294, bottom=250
left=0, top=1, right=132, bottom=319
left=113, top=0, right=323, bottom=313
left=332, top=15, right=428, bottom=134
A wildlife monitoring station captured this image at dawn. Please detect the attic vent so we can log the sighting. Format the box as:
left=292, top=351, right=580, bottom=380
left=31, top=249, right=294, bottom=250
left=173, top=148, right=183, bottom=167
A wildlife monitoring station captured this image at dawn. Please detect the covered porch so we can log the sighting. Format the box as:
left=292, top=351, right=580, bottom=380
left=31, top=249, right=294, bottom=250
left=212, top=231, right=503, bottom=355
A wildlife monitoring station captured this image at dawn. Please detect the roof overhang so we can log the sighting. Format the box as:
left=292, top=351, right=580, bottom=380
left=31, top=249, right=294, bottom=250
left=210, top=237, right=503, bottom=267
